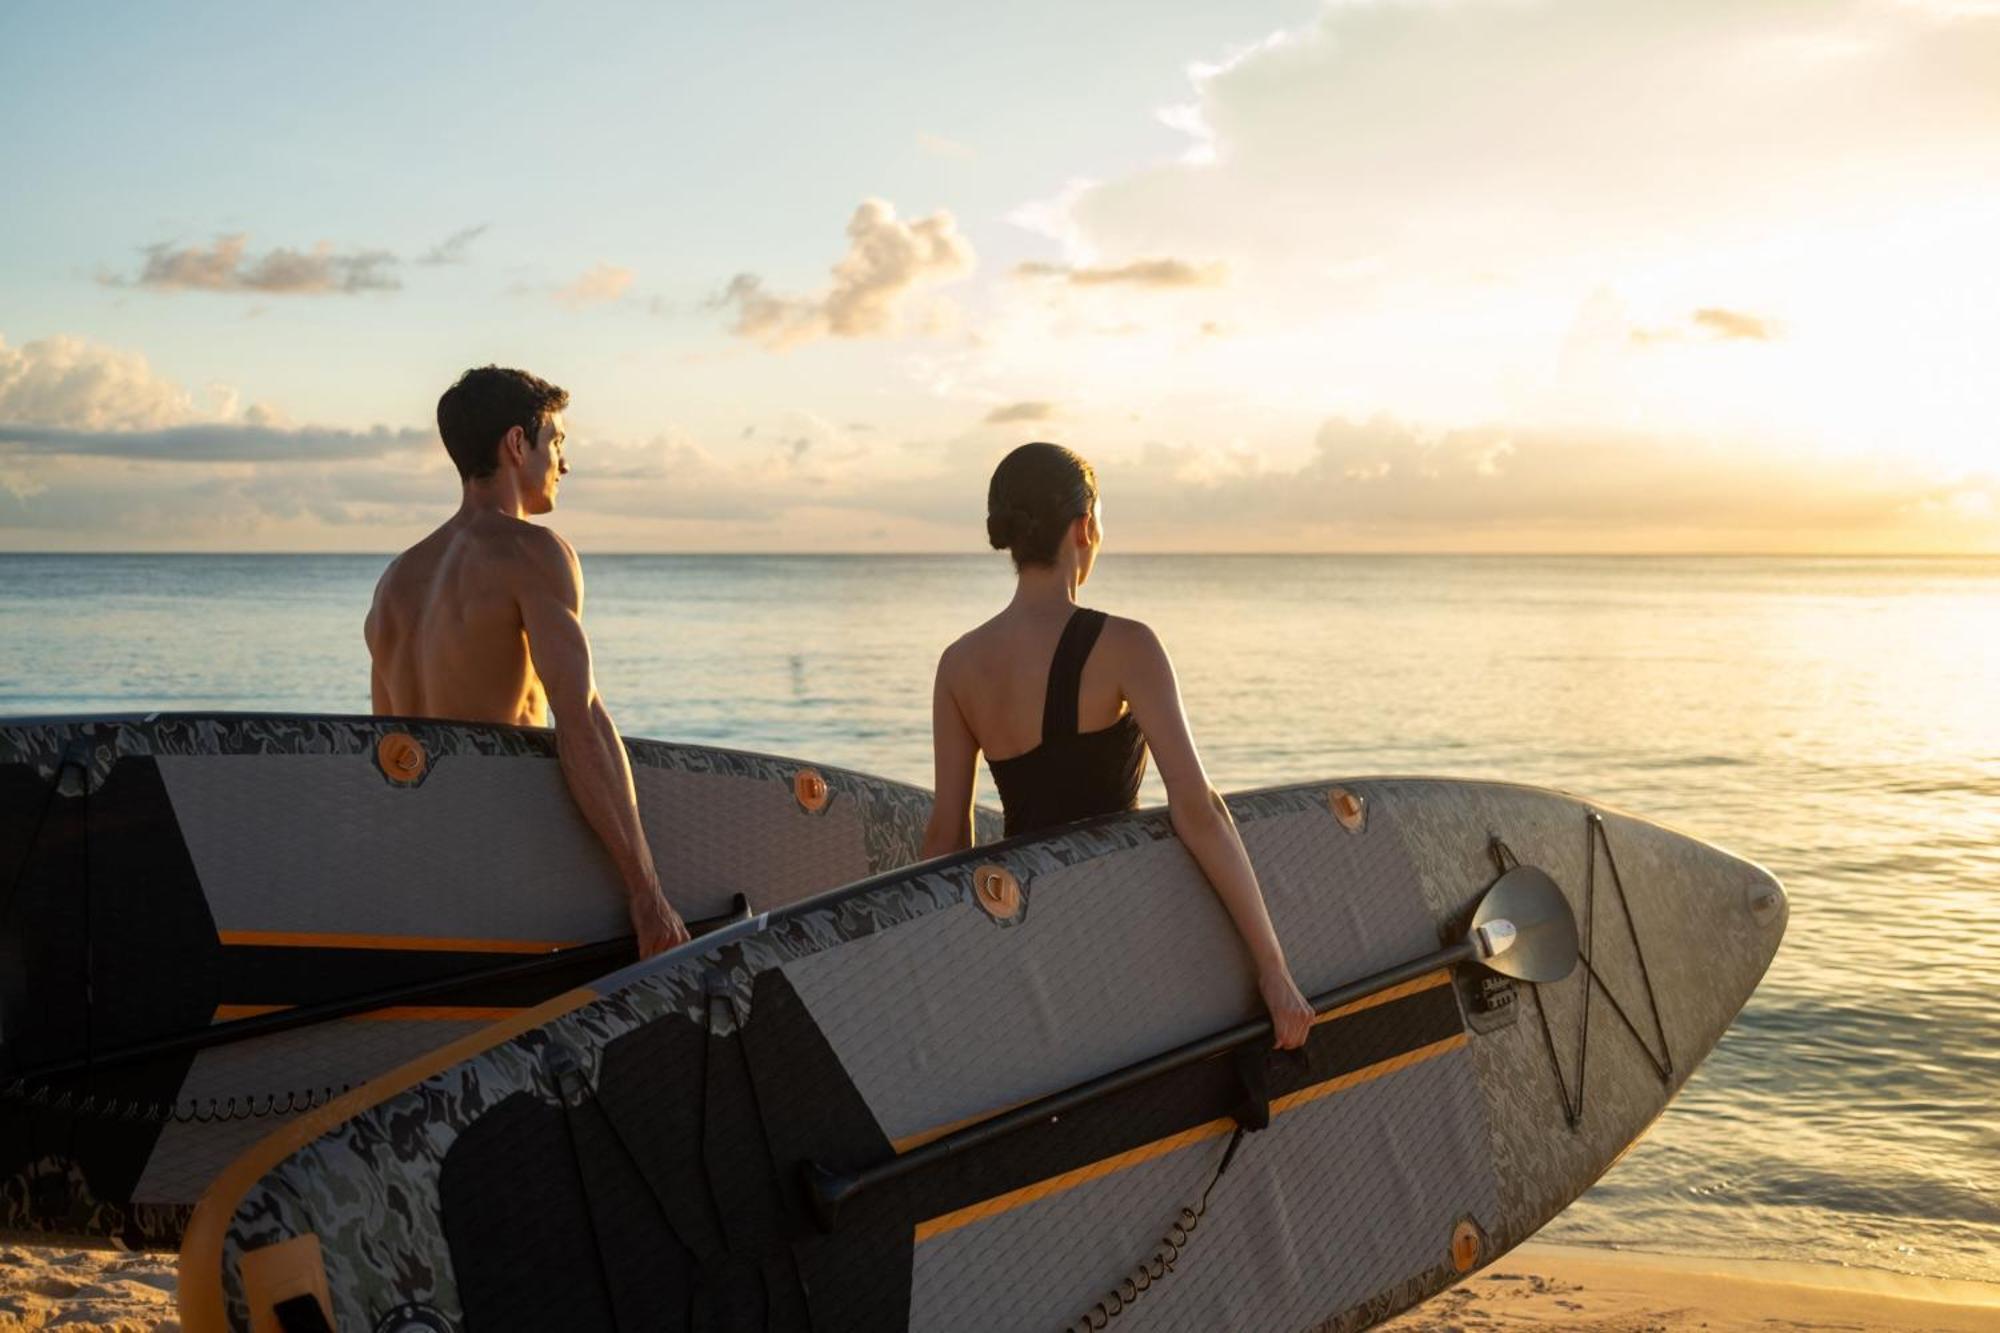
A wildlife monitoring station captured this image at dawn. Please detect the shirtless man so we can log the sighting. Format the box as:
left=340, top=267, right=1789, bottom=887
left=365, top=365, right=688, bottom=957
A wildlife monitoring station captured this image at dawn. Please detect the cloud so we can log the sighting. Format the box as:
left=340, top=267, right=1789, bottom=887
left=0, top=422, right=428, bottom=463
left=965, top=0, right=2000, bottom=461
left=113, top=235, right=400, bottom=294
left=1014, top=259, right=1226, bottom=288
left=1021, top=0, right=2000, bottom=304
left=1691, top=307, right=1775, bottom=341
left=1107, top=416, right=1965, bottom=545
left=554, top=262, right=636, bottom=308
left=0, top=329, right=432, bottom=541
left=984, top=401, right=1057, bottom=424
left=717, top=199, right=975, bottom=348
left=916, top=132, right=975, bottom=161
left=418, top=224, right=489, bottom=266
left=0, top=334, right=199, bottom=430
left=1630, top=305, right=1780, bottom=346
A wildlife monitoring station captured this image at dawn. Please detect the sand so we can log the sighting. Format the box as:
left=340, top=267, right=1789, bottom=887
left=1, top=1239, right=1994, bottom=1331
left=1381, top=1244, right=2000, bottom=1333
left=0, top=1244, right=178, bottom=1333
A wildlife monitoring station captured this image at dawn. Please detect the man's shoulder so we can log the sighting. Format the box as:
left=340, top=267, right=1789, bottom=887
left=370, top=541, right=431, bottom=610
left=499, top=518, right=575, bottom=564
left=477, top=521, right=580, bottom=611
left=447, top=514, right=574, bottom=574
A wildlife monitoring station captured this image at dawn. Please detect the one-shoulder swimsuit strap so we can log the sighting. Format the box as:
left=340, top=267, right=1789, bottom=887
left=1042, top=608, right=1110, bottom=742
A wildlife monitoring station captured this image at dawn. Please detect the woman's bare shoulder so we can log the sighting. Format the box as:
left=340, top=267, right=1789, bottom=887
left=1097, top=612, right=1166, bottom=663
left=936, top=614, right=1007, bottom=679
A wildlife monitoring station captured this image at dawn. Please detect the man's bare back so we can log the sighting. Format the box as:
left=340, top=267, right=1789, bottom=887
left=365, top=366, right=688, bottom=957
left=366, top=513, right=555, bottom=725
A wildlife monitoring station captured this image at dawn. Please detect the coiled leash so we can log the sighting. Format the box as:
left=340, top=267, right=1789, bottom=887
left=1064, top=1124, right=1247, bottom=1332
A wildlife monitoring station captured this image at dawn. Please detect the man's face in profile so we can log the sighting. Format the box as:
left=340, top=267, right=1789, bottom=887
left=522, top=412, right=568, bottom=516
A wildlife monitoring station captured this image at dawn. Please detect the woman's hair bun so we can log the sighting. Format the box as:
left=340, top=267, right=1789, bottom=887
left=986, top=505, right=1034, bottom=550
left=985, top=443, right=1097, bottom=569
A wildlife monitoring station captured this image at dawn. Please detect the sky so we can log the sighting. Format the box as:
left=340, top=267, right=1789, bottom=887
left=1, top=0, right=1996, bottom=553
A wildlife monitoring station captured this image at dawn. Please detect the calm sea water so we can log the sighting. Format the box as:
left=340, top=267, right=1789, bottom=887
left=1, top=553, right=1995, bottom=1283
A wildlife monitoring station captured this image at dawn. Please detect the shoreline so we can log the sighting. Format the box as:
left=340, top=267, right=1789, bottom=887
left=1381, top=1242, right=2000, bottom=1332
left=3, top=1239, right=1994, bottom=1331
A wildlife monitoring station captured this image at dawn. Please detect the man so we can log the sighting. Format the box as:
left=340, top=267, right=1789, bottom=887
left=365, top=365, right=688, bottom=956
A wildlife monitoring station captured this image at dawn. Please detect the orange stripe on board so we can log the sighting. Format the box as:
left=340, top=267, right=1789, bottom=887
left=913, top=1117, right=1239, bottom=1243
left=177, top=983, right=604, bottom=1333
left=912, top=1031, right=1469, bottom=1245
left=890, top=971, right=1454, bottom=1156
left=210, top=1004, right=522, bottom=1025
left=210, top=1005, right=288, bottom=1022
left=217, top=930, right=579, bottom=954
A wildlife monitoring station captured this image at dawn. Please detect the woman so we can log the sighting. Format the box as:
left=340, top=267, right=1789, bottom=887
left=920, top=442, right=1314, bottom=1049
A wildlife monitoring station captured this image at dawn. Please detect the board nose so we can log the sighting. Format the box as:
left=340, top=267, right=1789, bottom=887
left=1744, top=868, right=1788, bottom=965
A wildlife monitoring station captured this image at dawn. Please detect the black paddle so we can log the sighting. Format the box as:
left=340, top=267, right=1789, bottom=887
left=804, top=865, right=1578, bottom=1231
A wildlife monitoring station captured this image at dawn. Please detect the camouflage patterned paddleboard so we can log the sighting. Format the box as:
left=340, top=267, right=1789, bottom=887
left=179, top=777, right=1786, bottom=1333
left=0, top=713, right=986, bottom=1249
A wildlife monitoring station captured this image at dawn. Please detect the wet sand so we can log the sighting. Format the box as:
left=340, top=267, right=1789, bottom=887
left=3, top=1239, right=1995, bottom=1331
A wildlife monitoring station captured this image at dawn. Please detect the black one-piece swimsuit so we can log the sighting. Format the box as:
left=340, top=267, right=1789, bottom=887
left=986, top=608, right=1149, bottom=839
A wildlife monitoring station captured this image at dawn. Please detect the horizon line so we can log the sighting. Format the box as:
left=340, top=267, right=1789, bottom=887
left=2, top=549, right=1995, bottom=560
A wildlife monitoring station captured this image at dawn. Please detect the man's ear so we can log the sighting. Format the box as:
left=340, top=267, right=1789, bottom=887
left=500, top=425, right=527, bottom=467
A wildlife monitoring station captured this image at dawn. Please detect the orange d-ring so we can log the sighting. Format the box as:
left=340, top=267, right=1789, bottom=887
left=794, top=768, right=830, bottom=813
left=973, top=864, right=1021, bottom=919
left=376, top=732, right=428, bottom=786
left=1328, top=786, right=1366, bottom=833
left=1450, top=1217, right=1484, bottom=1272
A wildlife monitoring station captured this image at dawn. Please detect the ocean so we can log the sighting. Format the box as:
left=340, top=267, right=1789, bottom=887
left=1, top=552, right=1994, bottom=1283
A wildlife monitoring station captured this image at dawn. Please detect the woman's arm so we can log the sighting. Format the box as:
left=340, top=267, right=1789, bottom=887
left=1121, top=622, right=1313, bottom=1049
left=920, top=647, right=980, bottom=860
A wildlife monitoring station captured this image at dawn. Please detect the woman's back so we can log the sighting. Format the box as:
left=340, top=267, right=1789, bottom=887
left=954, top=606, right=1148, bottom=837
left=945, top=604, right=1130, bottom=757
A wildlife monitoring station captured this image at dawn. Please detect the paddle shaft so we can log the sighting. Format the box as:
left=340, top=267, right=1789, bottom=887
left=807, top=935, right=1478, bottom=1227
left=11, top=895, right=753, bottom=1082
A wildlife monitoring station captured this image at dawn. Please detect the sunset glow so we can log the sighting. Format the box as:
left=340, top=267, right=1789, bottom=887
left=1, top=0, right=1995, bottom=552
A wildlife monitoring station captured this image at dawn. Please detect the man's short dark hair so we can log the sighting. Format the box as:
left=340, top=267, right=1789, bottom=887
left=436, top=366, right=569, bottom=481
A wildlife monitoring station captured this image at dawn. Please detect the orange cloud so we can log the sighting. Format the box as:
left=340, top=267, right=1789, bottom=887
left=554, top=263, right=636, bottom=308
left=1014, top=258, right=1227, bottom=288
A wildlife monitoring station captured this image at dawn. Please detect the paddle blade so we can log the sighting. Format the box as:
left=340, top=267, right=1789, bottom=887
left=1470, top=865, right=1579, bottom=983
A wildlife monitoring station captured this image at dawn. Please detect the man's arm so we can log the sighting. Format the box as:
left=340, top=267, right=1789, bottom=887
left=517, top=532, right=689, bottom=957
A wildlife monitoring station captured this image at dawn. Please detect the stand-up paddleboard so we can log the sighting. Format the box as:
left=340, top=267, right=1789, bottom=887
left=180, top=777, right=1785, bottom=1333
left=0, top=713, right=993, bottom=1250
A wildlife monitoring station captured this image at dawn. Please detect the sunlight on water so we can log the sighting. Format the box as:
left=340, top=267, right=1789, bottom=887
left=1, top=553, right=1995, bottom=1281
